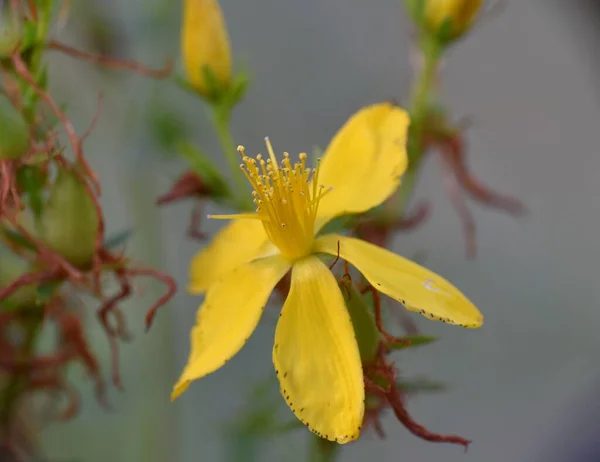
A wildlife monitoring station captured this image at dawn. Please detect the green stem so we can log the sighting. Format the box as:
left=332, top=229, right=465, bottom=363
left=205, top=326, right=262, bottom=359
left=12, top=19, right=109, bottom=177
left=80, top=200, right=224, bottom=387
left=210, top=105, right=249, bottom=209
left=385, top=35, right=441, bottom=217
left=0, top=311, right=43, bottom=427
left=308, top=435, right=338, bottom=462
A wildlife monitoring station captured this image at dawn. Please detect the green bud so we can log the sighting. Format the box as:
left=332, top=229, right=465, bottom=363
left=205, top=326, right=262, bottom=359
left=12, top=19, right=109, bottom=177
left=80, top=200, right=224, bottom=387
left=0, top=5, right=21, bottom=57
left=38, top=169, right=99, bottom=269
left=0, top=247, right=38, bottom=310
left=0, top=95, right=29, bottom=160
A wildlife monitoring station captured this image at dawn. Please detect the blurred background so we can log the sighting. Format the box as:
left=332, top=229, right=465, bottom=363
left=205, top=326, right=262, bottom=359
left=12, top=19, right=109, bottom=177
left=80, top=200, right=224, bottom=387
left=37, top=1, right=600, bottom=461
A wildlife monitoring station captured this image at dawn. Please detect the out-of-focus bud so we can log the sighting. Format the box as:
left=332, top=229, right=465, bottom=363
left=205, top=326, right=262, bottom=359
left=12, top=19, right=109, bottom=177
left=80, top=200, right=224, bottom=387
left=406, top=0, right=483, bottom=43
left=0, top=248, right=38, bottom=310
left=181, top=0, right=232, bottom=99
left=0, top=95, right=29, bottom=160
left=38, top=170, right=99, bottom=270
left=0, top=4, right=21, bottom=57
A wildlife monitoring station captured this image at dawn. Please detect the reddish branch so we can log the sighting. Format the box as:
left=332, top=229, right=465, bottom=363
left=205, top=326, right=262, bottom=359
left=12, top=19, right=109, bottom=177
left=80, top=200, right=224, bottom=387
left=363, top=345, right=470, bottom=450
left=423, top=129, right=526, bottom=258
left=355, top=202, right=431, bottom=248
left=47, top=41, right=173, bottom=79
left=156, top=170, right=211, bottom=240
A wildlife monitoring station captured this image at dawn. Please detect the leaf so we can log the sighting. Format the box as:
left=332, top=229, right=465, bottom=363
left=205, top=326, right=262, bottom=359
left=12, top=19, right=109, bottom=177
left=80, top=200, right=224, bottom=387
left=397, top=378, right=446, bottom=394
left=1, top=227, right=36, bottom=251
left=339, top=276, right=379, bottom=362
left=388, top=335, right=438, bottom=350
left=148, top=106, right=188, bottom=150
left=104, top=229, right=134, bottom=250
left=176, top=140, right=231, bottom=200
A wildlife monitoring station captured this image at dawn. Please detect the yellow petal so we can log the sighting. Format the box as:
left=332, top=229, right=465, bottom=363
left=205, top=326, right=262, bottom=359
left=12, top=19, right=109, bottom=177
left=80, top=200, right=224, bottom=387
left=188, top=219, right=272, bottom=294
left=173, top=255, right=291, bottom=400
left=314, top=234, right=483, bottom=328
left=273, top=256, right=364, bottom=444
left=181, top=0, right=232, bottom=96
left=314, top=103, right=410, bottom=231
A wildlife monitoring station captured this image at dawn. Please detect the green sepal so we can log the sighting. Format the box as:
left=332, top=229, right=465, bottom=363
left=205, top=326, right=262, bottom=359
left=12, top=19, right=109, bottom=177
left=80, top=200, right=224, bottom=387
left=16, top=165, right=46, bottom=218
left=175, top=140, right=231, bottom=201
left=339, top=275, right=380, bottom=362
left=0, top=94, right=29, bottom=160
left=436, top=17, right=455, bottom=44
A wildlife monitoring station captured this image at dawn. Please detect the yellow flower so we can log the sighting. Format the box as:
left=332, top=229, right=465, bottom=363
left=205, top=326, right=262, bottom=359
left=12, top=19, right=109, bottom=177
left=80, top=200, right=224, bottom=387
left=173, top=103, right=483, bottom=443
left=181, top=0, right=232, bottom=96
left=423, top=0, right=483, bottom=40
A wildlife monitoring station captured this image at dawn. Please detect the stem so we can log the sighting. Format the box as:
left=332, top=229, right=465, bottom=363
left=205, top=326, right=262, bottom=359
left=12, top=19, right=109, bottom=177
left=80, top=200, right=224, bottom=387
left=210, top=105, right=249, bottom=209
left=0, top=311, right=43, bottom=427
left=385, top=35, right=441, bottom=217
left=308, top=435, right=338, bottom=462
left=407, top=36, right=441, bottom=166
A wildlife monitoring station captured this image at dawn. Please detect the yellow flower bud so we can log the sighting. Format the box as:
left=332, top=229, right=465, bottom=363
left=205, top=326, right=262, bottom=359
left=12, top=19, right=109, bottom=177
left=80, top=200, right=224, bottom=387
left=423, top=0, right=483, bottom=41
left=181, top=0, right=232, bottom=97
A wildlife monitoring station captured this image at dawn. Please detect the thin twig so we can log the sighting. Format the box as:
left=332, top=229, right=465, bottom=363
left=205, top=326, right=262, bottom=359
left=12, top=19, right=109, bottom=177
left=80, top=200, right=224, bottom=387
left=47, top=41, right=173, bottom=79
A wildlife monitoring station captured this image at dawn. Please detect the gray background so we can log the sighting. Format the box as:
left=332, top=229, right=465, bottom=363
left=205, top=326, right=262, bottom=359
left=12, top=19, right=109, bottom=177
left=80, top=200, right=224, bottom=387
left=37, top=1, right=600, bottom=461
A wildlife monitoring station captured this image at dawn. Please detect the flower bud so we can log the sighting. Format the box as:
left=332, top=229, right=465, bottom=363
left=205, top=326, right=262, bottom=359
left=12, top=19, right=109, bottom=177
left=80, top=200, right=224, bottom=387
left=0, top=4, right=21, bottom=57
left=0, top=94, right=29, bottom=161
left=407, top=0, right=483, bottom=43
left=0, top=247, right=38, bottom=310
left=181, top=0, right=232, bottom=98
left=38, top=170, right=99, bottom=269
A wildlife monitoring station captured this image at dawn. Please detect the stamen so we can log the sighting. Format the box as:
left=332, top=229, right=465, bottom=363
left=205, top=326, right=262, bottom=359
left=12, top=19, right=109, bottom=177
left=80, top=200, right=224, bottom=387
left=232, top=141, right=329, bottom=260
left=265, top=137, right=279, bottom=174
left=207, top=213, right=268, bottom=221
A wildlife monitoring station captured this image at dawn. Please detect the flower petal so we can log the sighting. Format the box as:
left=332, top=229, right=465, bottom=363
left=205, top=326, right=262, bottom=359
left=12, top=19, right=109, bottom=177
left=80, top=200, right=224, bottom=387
left=314, top=103, right=410, bottom=231
left=273, top=256, right=364, bottom=444
left=188, top=218, right=272, bottom=294
left=314, top=234, right=483, bottom=328
left=173, top=254, right=291, bottom=400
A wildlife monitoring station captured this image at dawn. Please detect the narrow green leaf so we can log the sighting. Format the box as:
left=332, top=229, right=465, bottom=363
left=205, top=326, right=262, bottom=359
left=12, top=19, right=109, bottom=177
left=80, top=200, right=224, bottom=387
left=176, top=140, right=231, bottom=200
left=104, top=229, right=134, bottom=250
left=1, top=227, right=36, bottom=251
left=388, top=335, right=438, bottom=350
left=397, top=378, right=446, bottom=394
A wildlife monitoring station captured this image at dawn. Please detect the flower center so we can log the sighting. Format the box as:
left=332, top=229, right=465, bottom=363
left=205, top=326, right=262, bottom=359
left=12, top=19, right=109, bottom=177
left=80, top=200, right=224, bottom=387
left=238, top=139, right=329, bottom=261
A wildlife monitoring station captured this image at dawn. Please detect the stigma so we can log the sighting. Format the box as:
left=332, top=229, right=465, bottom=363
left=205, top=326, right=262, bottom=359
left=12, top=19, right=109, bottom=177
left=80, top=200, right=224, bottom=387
left=237, top=138, right=329, bottom=260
